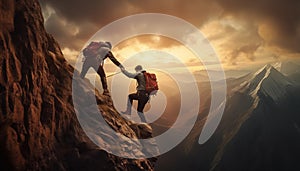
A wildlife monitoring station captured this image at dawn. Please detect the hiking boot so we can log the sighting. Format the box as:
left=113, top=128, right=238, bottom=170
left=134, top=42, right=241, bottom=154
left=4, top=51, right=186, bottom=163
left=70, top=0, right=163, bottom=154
left=103, top=89, right=110, bottom=96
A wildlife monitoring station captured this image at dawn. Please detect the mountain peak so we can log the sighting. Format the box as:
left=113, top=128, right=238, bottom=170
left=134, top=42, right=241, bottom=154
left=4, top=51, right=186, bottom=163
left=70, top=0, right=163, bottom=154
left=241, top=65, right=292, bottom=102
left=253, top=64, right=274, bottom=77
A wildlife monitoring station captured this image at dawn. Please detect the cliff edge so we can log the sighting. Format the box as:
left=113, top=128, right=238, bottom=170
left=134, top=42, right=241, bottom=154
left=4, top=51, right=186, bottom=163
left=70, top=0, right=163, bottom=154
left=0, top=0, right=156, bottom=170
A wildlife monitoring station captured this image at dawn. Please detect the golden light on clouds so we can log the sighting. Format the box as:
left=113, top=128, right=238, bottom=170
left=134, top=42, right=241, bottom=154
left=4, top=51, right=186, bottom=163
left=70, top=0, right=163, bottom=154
left=111, top=35, right=205, bottom=73
left=40, top=0, right=300, bottom=77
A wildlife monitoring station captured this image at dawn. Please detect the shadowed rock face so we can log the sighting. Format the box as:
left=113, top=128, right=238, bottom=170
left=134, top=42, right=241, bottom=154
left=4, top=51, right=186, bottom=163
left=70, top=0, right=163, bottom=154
left=0, top=0, right=156, bottom=170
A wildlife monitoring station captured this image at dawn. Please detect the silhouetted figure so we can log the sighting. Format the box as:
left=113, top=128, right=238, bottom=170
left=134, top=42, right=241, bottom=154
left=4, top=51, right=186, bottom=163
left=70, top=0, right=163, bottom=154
left=121, top=65, right=149, bottom=122
left=80, top=41, right=123, bottom=95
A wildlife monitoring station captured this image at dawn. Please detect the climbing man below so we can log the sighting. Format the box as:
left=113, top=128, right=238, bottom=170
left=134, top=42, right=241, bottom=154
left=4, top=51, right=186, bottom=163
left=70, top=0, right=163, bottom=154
left=121, top=65, right=149, bottom=122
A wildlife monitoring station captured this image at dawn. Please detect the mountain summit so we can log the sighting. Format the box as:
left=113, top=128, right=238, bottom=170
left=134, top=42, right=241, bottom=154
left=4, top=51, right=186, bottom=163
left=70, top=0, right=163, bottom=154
left=210, top=64, right=300, bottom=171
left=239, top=64, right=292, bottom=102
left=157, top=63, right=300, bottom=171
left=0, top=0, right=156, bottom=170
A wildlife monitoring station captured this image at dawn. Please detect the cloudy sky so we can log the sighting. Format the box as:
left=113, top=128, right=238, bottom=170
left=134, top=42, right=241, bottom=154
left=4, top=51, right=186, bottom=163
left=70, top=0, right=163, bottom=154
left=39, top=0, right=300, bottom=75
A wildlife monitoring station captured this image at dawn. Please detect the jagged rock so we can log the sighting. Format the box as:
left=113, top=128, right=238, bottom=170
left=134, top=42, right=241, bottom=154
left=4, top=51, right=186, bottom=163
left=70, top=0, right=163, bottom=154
left=0, top=0, right=157, bottom=170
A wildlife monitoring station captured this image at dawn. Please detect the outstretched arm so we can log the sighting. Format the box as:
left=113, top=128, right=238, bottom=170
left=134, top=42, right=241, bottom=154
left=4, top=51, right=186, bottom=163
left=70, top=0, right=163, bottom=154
left=121, top=68, right=138, bottom=78
left=106, top=51, right=123, bottom=67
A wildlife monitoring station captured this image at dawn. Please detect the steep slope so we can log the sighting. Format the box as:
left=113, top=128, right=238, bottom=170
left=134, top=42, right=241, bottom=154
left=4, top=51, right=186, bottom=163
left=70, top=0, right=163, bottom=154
left=273, top=61, right=300, bottom=75
left=275, top=61, right=300, bottom=84
left=211, top=65, right=300, bottom=170
left=0, top=0, right=156, bottom=170
left=156, top=65, right=300, bottom=171
left=239, top=64, right=293, bottom=103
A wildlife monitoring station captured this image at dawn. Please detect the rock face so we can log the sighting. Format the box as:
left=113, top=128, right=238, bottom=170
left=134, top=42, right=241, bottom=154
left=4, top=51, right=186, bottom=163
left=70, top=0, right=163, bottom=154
left=0, top=0, right=156, bottom=170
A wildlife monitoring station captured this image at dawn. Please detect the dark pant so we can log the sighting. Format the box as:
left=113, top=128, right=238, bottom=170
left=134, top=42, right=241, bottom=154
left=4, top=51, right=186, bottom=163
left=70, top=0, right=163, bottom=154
left=125, top=90, right=149, bottom=122
left=80, top=59, right=108, bottom=90
left=80, top=52, right=121, bottom=91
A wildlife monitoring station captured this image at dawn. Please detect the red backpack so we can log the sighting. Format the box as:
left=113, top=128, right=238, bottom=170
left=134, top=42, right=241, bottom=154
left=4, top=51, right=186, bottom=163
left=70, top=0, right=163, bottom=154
left=143, top=72, right=159, bottom=94
left=83, top=42, right=101, bottom=57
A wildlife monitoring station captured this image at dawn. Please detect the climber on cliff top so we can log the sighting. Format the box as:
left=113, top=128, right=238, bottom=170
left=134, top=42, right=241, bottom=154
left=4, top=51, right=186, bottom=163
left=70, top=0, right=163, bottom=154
left=80, top=41, right=124, bottom=95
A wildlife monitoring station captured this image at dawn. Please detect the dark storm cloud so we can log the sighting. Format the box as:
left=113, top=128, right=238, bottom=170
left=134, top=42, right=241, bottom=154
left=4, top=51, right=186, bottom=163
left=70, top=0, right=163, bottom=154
left=216, top=0, right=300, bottom=53
left=39, top=0, right=131, bottom=24
left=39, top=0, right=300, bottom=59
left=44, top=13, right=79, bottom=49
left=39, top=0, right=219, bottom=50
left=40, top=0, right=218, bottom=27
left=127, top=0, right=220, bottom=26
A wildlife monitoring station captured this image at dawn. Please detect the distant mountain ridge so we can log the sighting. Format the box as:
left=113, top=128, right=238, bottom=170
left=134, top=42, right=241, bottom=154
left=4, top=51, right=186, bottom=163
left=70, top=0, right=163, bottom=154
left=273, top=61, right=300, bottom=75
left=238, top=64, right=293, bottom=102
left=211, top=64, right=300, bottom=170
left=156, top=62, right=300, bottom=171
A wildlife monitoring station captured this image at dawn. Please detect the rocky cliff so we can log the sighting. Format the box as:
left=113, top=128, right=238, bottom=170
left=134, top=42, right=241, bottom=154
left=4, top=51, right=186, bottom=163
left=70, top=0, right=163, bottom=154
left=0, top=0, right=156, bottom=170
